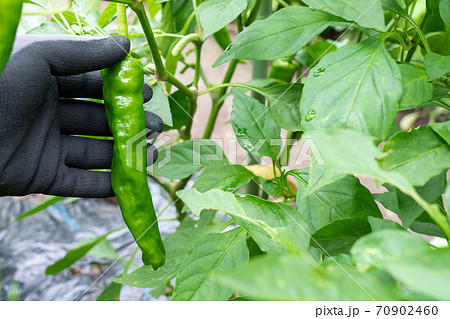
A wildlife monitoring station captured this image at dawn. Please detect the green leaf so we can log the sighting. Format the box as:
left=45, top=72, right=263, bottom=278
left=192, top=162, right=255, bottom=192
left=384, top=248, right=450, bottom=300
left=148, top=139, right=226, bottom=179
left=440, top=0, right=450, bottom=52
left=304, top=130, right=450, bottom=237
left=52, top=12, right=87, bottom=27
left=177, top=188, right=312, bottom=254
left=393, top=172, right=446, bottom=229
left=113, top=224, right=223, bottom=288
left=440, top=0, right=450, bottom=26
left=244, top=78, right=280, bottom=88
left=398, top=63, right=433, bottom=110
left=172, top=228, right=249, bottom=300
left=259, top=177, right=284, bottom=198
left=303, top=129, right=415, bottom=195
left=167, top=90, right=189, bottom=129
left=215, top=254, right=401, bottom=300
left=164, top=48, right=181, bottom=94
left=4, top=196, right=63, bottom=225
left=147, top=0, right=163, bottom=19
left=155, top=2, right=176, bottom=57
left=424, top=0, right=446, bottom=34
left=304, top=41, right=338, bottom=65
left=265, top=83, right=303, bottom=132
left=380, top=0, right=408, bottom=17
left=368, top=216, right=403, bottom=232
left=322, top=253, right=354, bottom=267
left=426, top=32, right=449, bottom=56
left=96, top=282, right=122, bottom=301
left=424, top=53, right=450, bottom=81
left=444, top=183, right=450, bottom=212
left=311, top=219, right=372, bottom=255
left=45, top=228, right=121, bottom=275
left=97, top=2, right=116, bottom=28
left=213, top=7, right=343, bottom=66
left=6, top=281, right=20, bottom=301
left=144, top=85, right=173, bottom=126
left=351, top=229, right=430, bottom=272
left=300, top=36, right=402, bottom=139
left=231, top=90, right=281, bottom=160
left=87, top=238, right=120, bottom=260
left=302, top=0, right=385, bottom=31
left=294, top=168, right=382, bottom=230
left=430, top=121, right=450, bottom=145
left=235, top=83, right=303, bottom=132
left=372, top=186, right=399, bottom=213
left=198, top=0, right=248, bottom=39
left=295, top=41, right=337, bottom=68
left=303, top=155, right=346, bottom=197
left=379, top=126, right=450, bottom=186
left=0, top=0, right=23, bottom=74
left=410, top=214, right=446, bottom=238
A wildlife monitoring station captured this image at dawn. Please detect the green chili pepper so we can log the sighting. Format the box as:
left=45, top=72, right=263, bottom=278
left=269, top=58, right=298, bottom=83
left=213, top=27, right=232, bottom=51
left=0, top=0, right=23, bottom=74
left=101, top=55, right=165, bottom=270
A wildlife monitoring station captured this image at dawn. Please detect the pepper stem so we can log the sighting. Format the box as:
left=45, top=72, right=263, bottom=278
left=116, top=3, right=128, bottom=37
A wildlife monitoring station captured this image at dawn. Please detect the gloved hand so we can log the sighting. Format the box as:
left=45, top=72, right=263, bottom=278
left=0, top=35, right=163, bottom=198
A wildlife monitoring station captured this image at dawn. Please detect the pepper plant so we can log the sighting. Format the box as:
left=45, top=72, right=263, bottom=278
left=5, top=0, right=450, bottom=301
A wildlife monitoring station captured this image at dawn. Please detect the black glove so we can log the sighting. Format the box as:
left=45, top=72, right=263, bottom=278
left=0, top=35, right=163, bottom=198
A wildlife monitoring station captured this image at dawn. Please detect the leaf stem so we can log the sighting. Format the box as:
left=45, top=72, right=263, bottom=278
left=193, top=43, right=202, bottom=89
left=132, top=3, right=165, bottom=77
left=181, top=99, right=198, bottom=140
left=116, top=3, right=128, bottom=37
left=278, top=131, right=302, bottom=165
left=22, top=0, right=73, bottom=16
left=123, top=246, right=139, bottom=274
left=192, top=0, right=202, bottom=38
left=157, top=198, right=175, bottom=218
left=247, top=0, right=272, bottom=196
left=245, top=0, right=262, bottom=26
left=405, top=11, right=430, bottom=62
left=130, top=1, right=194, bottom=100
left=406, top=16, right=431, bottom=53
left=199, top=82, right=266, bottom=97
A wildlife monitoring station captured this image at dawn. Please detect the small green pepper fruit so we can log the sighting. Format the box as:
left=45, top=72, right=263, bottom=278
left=0, top=0, right=23, bottom=74
left=269, top=58, right=298, bottom=83
left=102, top=55, right=165, bottom=270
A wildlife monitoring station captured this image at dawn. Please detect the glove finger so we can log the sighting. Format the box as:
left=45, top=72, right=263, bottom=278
left=62, top=136, right=113, bottom=169
left=48, top=166, right=114, bottom=198
left=145, top=112, right=164, bottom=138
left=57, top=71, right=153, bottom=102
left=147, top=143, right=159, bottom=166
left=43, top=35, right=130, bottom=76
left=58, top=100, right=161, bottom=136
left=59, top=100, right=111, bottom=136
left=62, top=136, right=157, bottom=168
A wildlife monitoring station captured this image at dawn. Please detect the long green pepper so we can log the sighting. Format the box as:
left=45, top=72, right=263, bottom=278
left=0, top=0, right=23, bottom=74
left=269, top=58, right=297, bottom=83
left=101, top=56, right=165, bottom=270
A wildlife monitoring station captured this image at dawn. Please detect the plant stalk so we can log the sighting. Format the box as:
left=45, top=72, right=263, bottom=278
left=247, top=0, right=271, bottom=196
left=131, top=2, right=194, bottom=100
left=202, top=59, right=239, bottom=139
